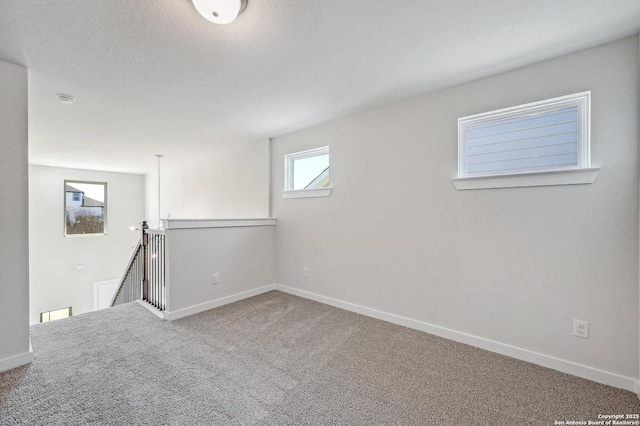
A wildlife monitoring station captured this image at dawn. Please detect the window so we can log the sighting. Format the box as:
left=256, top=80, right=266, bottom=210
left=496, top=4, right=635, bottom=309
left=283, top=147, right=331, bottom=198
left=454, top=92, right=599, bottom=190
left=40, top=306, right=72, bottom=323
left=64, top=180, right=107, bottom=236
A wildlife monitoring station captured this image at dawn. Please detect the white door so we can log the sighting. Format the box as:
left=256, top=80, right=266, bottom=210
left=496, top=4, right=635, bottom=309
left=93, top=279, right=120, bottom=310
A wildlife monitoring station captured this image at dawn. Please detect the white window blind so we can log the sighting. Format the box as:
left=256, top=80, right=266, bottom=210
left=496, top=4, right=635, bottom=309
left=458, top=92, right=590, bottom=178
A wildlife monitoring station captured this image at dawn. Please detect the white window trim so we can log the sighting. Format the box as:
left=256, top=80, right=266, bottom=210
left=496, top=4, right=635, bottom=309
left=64, top=180, right=108, bottom=237
left=283, top=146, right=331, bottom=198
left=454, top=92, right=598, bottom=189
left=452, top=167, right=600, bottom=190
left=282, top=187, right=332, bottom=199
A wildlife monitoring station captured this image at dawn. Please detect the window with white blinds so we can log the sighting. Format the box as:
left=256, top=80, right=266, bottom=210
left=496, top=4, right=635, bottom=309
left=457, top=92, right=591, bottom=179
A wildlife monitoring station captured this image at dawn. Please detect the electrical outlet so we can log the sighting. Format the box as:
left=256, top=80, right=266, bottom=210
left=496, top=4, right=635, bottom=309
left=573, top=319, right=589, bottom=338
left=303, top=267, right=309, bottom=278
left=211, top=273, right=219, bottom=285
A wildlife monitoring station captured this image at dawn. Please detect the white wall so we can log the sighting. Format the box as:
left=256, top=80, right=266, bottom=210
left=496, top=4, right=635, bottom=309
left=0, top=60, right=30, bottom=371
left=145, top=140, right=270, bottom=229
left=271, top=37, right=639, bottom=382
left=164, top=221, right=276, bottom=318
left=29, top=165, right=144, bottom=324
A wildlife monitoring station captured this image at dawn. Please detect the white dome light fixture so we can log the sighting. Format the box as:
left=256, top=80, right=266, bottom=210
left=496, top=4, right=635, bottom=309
left=192, top=0, right=248, bottom=25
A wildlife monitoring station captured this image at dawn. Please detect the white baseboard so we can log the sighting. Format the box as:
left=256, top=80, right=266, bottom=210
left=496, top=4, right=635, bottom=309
left=136, top=299, right=166, bottom=319
left=154, top=282, right=639, bottom=393
left=276, top=284, right=638, bottom=393
left=0, top=340, right=33, bottom=373
left=163, top=284, right=277, bottom=321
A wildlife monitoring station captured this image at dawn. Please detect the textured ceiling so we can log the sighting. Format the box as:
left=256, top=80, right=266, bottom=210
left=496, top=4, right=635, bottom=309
left=1, top=0, right=639, bottom=174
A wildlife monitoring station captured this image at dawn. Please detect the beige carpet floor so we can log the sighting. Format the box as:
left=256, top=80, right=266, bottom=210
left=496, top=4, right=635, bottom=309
left=1, top=291, right=638, bottom=425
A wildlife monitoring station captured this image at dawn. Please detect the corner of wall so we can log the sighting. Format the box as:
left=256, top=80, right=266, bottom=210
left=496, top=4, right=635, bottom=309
left=637, top=31, right=640, bottom=393
left=0, top=340, right=33, bottom=373
left=144, top=169, right=159, bottom=230
left=0, top=59, right=30, bottom=366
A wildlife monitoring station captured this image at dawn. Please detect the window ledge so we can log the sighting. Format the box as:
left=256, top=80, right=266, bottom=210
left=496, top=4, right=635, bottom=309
left=452, top=168, right=600, bottom=190
left=282, top=188, right=332, bottom=199
left=162, top=218, right=275, bottom=229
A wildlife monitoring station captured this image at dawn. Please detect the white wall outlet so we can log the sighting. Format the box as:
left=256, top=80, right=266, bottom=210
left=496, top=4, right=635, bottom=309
left=211, top=273, right=219, bottom=285
left=573, top=319, right=589, bottom=338
left=303, top=267, right=309, bottom=278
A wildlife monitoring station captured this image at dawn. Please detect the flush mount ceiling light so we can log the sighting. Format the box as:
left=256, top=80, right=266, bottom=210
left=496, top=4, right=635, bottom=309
left=57, top=94, right=75, bottom=104
left=192, top=0, right=247, bottom=24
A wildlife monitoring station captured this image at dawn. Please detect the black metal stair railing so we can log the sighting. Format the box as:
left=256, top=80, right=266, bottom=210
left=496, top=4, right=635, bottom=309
left=111, top=221, right=166, bottom=311
left=145, top=229, right=166, bottom=311
left=110, top=242, right=143, bottom=307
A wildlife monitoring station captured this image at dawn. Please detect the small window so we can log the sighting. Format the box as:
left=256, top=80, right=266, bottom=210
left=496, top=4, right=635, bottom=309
left=40, top=306, right=72, bottom=323
left=454, top=92, right=598, bottom=189
left=64, top=180, right=107, bottom=236
left=283, top=147, right=331, bottom=198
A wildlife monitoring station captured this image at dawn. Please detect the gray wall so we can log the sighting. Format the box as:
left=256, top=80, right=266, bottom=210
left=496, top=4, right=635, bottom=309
left=271, top=37, right=639, bottom=380
left=145, top=140, right=270, bottom=229
left=0, top=60, right=30, bottom=370
left=166, top=223, right=276, bottom=316
left=29, top=165, right=144, bottom=324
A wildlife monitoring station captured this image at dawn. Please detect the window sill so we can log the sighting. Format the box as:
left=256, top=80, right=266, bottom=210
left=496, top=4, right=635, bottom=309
left=452, top=168, right=600, bottom=190
left=162, top=218, right=275, bottom=229
left=282, top=188, right=332, bottom=199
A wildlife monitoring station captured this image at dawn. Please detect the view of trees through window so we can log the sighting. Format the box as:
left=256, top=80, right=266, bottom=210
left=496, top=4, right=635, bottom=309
left=64, top=181, right=107, bottom=236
